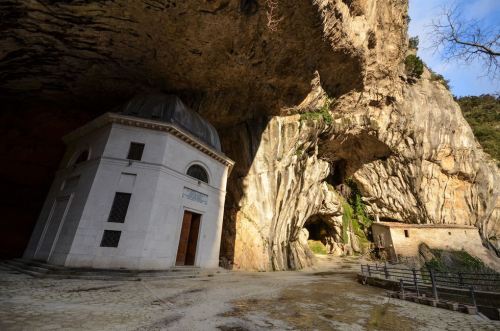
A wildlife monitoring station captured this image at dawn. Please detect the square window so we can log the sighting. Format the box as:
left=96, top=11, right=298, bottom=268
left=404, top=229, right=409, bottom=238
left=108, top=192, right=131, bottom=223
left=100, top=230, right=121, bottom=247
left=127, top=142, right=145, bottom=161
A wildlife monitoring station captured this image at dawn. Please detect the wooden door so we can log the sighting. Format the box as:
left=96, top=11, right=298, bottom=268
left=175, top=211, right=201, bottom=266
left=185, top=214, right=200, bottom=266
left=176, top=211, right=192, bottom=266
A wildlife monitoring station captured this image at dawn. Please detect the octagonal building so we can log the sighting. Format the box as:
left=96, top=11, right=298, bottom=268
left=23, top=94, right=234, bottom=269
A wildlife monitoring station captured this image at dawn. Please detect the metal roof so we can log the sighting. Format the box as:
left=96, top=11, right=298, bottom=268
left=118, top=93, right=221, bottom=152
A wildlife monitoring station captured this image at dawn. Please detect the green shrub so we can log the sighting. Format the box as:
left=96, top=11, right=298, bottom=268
left=430, top=71, right=451, bottom=90
left=409, top=36, right=419, bottom=50
left=300, top=97, right=334, bottom=125
left=405, top=54, right=424, bottom=78
left=342, top=200, right=353, bottom=244
left=425, top=248, right=495, bottom=273
left=340, top=180, right=373, bottom=245
left=457, top=95, right=500, bottom=163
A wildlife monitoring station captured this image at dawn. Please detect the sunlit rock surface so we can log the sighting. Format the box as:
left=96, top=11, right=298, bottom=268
left=1, top=0, right=498, bottom=268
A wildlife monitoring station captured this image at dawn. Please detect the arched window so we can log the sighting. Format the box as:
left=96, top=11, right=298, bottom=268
left=187, top=164, right=208, bottom=183
left=74, top=150, right=89, bottom=165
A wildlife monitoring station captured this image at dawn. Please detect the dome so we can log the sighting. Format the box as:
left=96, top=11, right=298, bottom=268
left=117, top=94, right=221, bottom=152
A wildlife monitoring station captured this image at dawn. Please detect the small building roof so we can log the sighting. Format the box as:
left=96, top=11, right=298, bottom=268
left=63, top=94, right=234, bottom=171
left=372, top=222, right=475, bottom=230
left=118, top=94, right=222, bottom=152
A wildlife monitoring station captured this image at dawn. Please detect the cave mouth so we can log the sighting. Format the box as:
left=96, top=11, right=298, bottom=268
left=326, top=159, right=347, bottom=187
left=304, top=215, right=338, bottom=255
left=305, top=216, right=334, bottom=241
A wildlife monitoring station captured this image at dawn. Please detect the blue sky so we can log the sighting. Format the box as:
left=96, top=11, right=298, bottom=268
left=409, top=0, right=499, bottom=96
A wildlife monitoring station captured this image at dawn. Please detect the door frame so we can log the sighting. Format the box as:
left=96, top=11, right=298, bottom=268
left=175, top=207, right=203, bottom=267
left=34, top=194, right=73, bottom=261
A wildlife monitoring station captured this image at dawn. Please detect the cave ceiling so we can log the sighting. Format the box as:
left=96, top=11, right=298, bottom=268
left=1, top=0, right=364, bottom=127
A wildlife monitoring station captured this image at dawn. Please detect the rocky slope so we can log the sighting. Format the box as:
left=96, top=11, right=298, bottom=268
left=1, top=0, right=498, bottom=268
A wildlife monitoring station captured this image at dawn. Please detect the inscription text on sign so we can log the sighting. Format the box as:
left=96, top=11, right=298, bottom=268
left=182, top=187, right=208, bottom=205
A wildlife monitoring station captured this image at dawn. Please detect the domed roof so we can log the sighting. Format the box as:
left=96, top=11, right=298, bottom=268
left=118, top=94, right=221, bottom=151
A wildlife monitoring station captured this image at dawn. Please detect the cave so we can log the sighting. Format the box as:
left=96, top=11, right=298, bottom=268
left=304, top=215, right=336, bottom=244
left=0, top=0, right=365, bottom=263
left=326, top=159, right=347, bottom=187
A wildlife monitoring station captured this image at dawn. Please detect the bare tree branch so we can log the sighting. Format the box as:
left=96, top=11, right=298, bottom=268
left=428, top=4, right=499, bottom=78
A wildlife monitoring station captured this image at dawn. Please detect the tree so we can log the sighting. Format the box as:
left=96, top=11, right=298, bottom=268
left=409, top=36, right=419, bottom=50
left=429, top=5, right=499, bottom=78
left=405, top=55, right=424, bottom=78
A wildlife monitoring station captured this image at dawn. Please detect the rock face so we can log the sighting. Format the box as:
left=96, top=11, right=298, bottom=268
left=354, top=73, right=500, bottom=252
left=1, top=1, right=498, bottom=267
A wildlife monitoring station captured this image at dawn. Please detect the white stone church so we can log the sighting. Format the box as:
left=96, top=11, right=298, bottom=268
left=23, top=94, right=234, bottom=270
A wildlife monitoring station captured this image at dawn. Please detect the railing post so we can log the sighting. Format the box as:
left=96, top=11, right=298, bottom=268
left=412, top=268, right=420, bottom=296
left=400, top=279, right=405, bottom=296
left=470, top=286, right=477, bottom=307
left=430, top=269, right=439, bottom=301
left=459, top=272, right=464, bottom=287
left=367, top=265, right=371, bottom=277
left=384, top=262, right=389, bottom=279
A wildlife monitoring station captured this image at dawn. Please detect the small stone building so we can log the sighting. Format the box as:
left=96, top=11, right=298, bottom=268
left=372, top=222, right=489, bottom=262
left=23, top=94, right=234, bottom=270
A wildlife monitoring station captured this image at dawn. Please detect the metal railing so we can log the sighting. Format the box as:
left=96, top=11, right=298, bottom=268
left=360, top=263, right=500, bottom=307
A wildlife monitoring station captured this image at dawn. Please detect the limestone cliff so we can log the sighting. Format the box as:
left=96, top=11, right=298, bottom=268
left=221, top=69, right=499, bottom=270
left=1, top=0, right=498, bottom=268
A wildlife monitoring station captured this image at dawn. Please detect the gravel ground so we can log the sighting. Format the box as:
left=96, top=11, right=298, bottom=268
left=0, top=257, right=498, bottom=331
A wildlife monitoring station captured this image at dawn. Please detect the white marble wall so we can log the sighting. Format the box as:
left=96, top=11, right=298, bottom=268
left=25, top=122, right=229, bottom=269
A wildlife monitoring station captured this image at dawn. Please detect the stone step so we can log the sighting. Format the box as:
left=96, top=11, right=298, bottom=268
left=0, top=259, right=218, bottom=281
left=8, top=258, right=56, bottom=270
left=0, top=262, right=45, bottom=277
left=11, top=259, right=200, bottom=274
left=3, top=260, right=52, bottom=274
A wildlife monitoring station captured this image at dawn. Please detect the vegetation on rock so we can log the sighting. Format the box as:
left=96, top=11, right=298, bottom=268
left=425, top=248, right=496, bottom=274
left=308, top=240, right=328, bottom=255
left=457, top=95, right=500, bottom=162
left=429, top=70, right=451, bottom=90
left=340, top=179, right=372, bottom=250
left=405, top=54, right=424, bottom=78
left=300, top=98, right=334, bottom=125
left=408, top=36, right=419, bottom=50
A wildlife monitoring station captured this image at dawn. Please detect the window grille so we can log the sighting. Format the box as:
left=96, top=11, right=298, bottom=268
left=186, top=165, right=208, bottom=183
left=127, top=142, right=145, bottom=161
left=108, top=192, right=131, bottom=223
left=100, top=230, right=121, bottom=247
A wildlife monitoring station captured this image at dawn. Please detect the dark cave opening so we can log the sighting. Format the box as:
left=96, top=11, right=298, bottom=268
left=304, top=215, right=336, bottom=243
left=326, top=159, right=347, bottom=187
